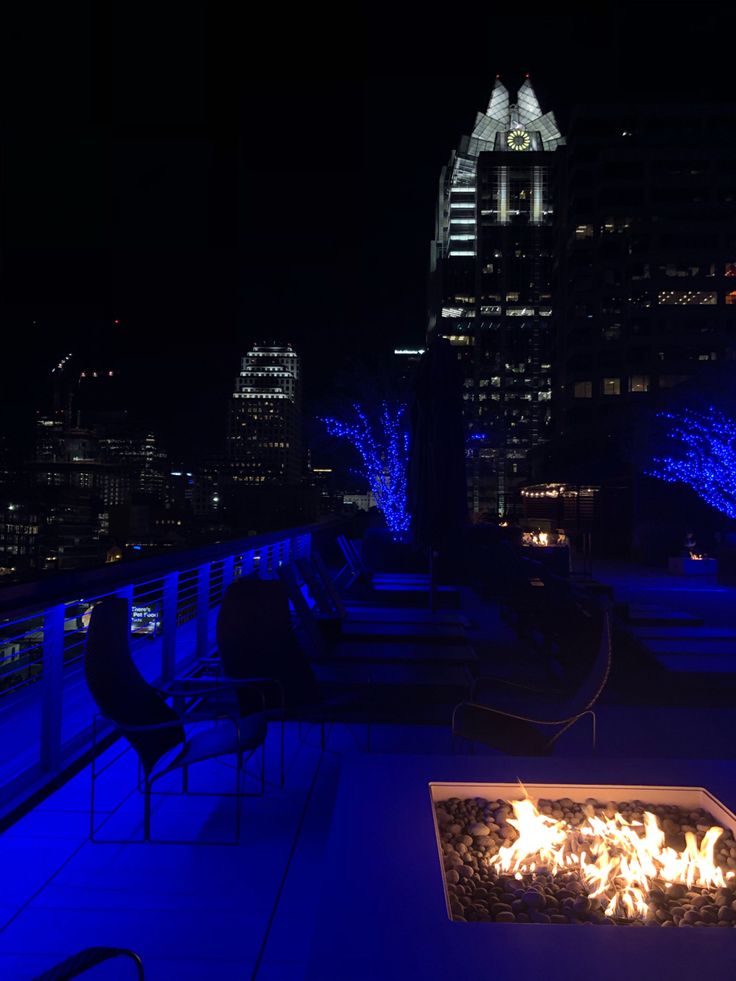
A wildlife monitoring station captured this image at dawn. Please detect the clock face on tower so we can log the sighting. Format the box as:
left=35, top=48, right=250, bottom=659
left=507, top=128, right=531, bottom=151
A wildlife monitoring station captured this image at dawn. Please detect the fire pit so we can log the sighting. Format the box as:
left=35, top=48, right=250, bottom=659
left=431, top=783, right=736, bottom=927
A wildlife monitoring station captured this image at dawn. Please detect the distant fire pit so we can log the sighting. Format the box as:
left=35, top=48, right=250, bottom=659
left=431, top=783, right=736, bottom=927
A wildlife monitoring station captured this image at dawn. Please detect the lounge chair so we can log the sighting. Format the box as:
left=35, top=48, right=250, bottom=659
left=337, top=535, right=460, bottom=605
left=299, top=554, right=469, bottom=628
left=85, top=597, right=267, bottom=843
left=279, top=563, right=477, bottom=669
left=451, top=612, right=612, bottom=755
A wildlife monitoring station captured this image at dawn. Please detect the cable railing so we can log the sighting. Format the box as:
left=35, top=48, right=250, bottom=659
left=0, top=522, right=323, bottom=820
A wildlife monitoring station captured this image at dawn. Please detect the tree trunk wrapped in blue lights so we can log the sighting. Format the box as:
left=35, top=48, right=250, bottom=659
left=647, top=407, right=736, bottom=518
left=321, top=404, right=410, bottom=534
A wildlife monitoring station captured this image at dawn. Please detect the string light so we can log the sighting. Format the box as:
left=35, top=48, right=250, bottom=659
left=647, top=406, right=736, bottom=518
left=321, top=403, right=411, bottom=533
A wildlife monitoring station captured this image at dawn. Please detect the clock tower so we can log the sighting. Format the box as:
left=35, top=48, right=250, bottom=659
left=429, top=77, right=565, bottom=517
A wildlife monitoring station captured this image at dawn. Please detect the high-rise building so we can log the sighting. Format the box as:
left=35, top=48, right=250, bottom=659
left=430, top=77, right=565, bottom=517
left=555, top=103, right=736, bottom=447
left=227, top=343, right=302, bottom=485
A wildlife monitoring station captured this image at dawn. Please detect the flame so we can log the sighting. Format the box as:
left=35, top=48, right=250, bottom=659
left=522, top=531, right=551, bottom=547
left=490, top=798, right=735, bottom=919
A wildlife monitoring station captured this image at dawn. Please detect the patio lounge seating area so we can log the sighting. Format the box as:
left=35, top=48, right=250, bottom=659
left=2, top=521, right=736, bottom=979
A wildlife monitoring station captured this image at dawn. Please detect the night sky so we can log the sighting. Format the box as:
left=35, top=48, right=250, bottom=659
left=1, top=3, right=732, bottom=459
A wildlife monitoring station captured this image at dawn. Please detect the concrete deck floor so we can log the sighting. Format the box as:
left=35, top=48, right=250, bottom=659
left=3, top=701, right=736, bottom=980
left=3, top=572, right=736, bottom=978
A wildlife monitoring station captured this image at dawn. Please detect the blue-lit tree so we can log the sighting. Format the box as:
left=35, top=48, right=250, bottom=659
left=646, top=407, right=736, bottom=519
left=321, top=403, right=410, bottom=533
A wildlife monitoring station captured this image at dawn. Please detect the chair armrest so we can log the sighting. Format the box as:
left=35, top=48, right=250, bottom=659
left=106, top=717, right=189, bottom=733
left=452, top=700, right=580, bottom=732
left=470, top=675, right=564, bottom=698
left=158, top=681, right=238, bottom=697
left=162, top=675, right=284, bottom=702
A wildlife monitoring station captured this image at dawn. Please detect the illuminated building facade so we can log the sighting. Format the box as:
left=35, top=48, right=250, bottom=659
left=227, top=343, right=302, bottom=485
left=430, top=77, right=565, bottom=517
left=556, top=104, right=736, bottom=444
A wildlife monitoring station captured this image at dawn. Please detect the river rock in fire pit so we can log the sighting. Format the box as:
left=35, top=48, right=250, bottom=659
left=435, top=795, right=736, bottom=928
left=468, top=822, right=490, bottom=837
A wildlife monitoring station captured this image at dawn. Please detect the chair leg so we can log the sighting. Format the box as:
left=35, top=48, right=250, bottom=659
left=90, top=731, right=97, bottom=842
left=143, top=777, right=152, bottom=843
left=586, top=710, right=597, bottom=752
left=280, top=714, right=285, bottom=788
left=235, top=752, right=243, bottom=844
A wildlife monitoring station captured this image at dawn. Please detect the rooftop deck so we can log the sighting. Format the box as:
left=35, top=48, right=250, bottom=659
left=1, top=527, right=736, bottom=979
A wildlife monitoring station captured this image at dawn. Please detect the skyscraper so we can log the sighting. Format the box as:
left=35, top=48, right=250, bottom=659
left=430, top=77, right=565, bottom=517
left=556, top=103, right=736, bottom=447
left=227, top=343, right=302, bottom=485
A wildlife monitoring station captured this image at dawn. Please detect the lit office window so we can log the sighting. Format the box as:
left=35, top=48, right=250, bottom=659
left=602, top=378, right=621, bottom=396
left=573, top=381, right=592, bottom=398
left=725, top=292, right=736, bottom=305
left=575, top=224, right=593, bottom=240
left=658, top=291, right=717, bottom=305
left=629, top=375, right=650, bottom=393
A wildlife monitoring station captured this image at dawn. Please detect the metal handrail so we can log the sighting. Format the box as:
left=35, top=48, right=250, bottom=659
left=0, top=517, right=343, bottom=821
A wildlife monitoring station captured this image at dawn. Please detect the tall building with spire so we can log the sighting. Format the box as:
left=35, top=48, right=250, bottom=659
left=430, top=76, right=565, bottom=517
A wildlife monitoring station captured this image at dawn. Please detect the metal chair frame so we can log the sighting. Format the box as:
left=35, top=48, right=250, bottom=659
left=451, top=613, right=610, bottom=756
left=33, top=945, right=144, bottom=980
left=90, top=698, right=264, bottom=846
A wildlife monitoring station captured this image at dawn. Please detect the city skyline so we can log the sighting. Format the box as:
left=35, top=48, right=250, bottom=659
left=2, top=6, right=734, bottom=458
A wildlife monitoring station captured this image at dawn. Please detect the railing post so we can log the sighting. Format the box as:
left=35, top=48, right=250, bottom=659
left=221, top=556, right=235, bottom=592
left=115, top=583, right=133, bottom=613
left=196, top=563, right=211, bottom=659
left=41, top=603, right=65, bottom=773
left=161, top=571, right=179, bottom=683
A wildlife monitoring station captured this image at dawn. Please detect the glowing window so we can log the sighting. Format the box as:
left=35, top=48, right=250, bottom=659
left=602, top=378, right=621, bottom=396
left=658, top=291, right=717, bottom=305
left=575, top=224, right=593, bottom=240
left=629, top=375, right=650, bottom=393
left=726, top=292, right=736, bottom=305
left=574, top=381, right=592, bottom=398
left=726, top=263, right=736, bottom=277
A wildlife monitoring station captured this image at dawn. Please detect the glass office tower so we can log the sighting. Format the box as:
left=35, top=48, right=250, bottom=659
left=430, top=78, right=564, bottom=517
left=227, top=343, right=302, bottom=485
